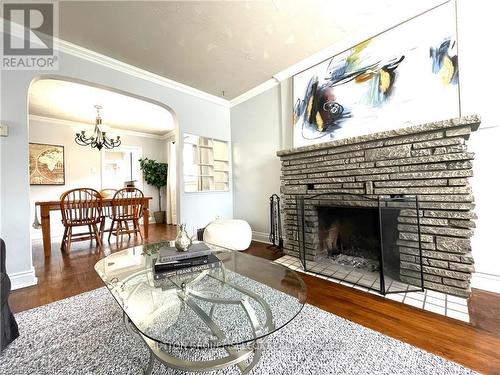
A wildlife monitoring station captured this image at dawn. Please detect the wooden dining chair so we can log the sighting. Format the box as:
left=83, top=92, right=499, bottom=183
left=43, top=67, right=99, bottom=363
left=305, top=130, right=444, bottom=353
left=60, top=188, right=103, bottom=253
left=110, top=188, right=144, bottom=243
left=97, top=188, right=118, bottom=242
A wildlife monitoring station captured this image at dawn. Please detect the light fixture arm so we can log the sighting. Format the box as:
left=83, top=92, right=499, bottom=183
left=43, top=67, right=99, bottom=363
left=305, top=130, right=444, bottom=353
left=75, top=105, right=121, bottom=150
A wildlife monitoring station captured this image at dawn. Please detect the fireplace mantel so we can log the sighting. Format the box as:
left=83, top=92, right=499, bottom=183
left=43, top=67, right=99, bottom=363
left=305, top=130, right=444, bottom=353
left=277, top=115, right=480, bottom=297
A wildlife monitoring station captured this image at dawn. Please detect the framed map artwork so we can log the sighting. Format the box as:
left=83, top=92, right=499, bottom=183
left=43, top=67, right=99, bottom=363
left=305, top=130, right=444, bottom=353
left=29, top=143, right=65, bottom=185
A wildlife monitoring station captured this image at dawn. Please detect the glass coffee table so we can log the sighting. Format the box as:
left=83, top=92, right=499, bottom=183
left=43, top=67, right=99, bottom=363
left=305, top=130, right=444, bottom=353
left=94, top=241, right=307, bottom=374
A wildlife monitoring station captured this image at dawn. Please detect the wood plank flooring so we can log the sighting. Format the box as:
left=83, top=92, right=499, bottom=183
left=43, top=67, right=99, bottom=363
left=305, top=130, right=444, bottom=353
left=9, top=224, right=178, bottom=312
left=8, top=224, right=500, bottom=374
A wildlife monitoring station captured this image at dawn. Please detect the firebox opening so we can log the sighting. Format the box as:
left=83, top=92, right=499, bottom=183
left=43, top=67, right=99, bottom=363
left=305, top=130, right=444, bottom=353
left=318, top=206, right=380, bottom=260
left=317, top=205, right=402, bottom=281
left=297, top=194, right=424, bottom=294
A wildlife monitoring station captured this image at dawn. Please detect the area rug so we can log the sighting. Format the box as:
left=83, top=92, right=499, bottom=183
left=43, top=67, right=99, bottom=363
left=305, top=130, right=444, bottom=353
left=0, top=288, right=475, bottom=375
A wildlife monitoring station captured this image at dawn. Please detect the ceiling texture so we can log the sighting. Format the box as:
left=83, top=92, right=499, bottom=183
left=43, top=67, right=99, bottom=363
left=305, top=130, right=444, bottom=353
left=59, top=0, right=444, bottom=100
left=29, top=79, right=175, bottom=135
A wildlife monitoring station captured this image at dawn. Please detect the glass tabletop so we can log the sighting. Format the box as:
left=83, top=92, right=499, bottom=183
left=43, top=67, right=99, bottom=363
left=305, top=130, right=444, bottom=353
left=94, top=241, right=307, bottom=349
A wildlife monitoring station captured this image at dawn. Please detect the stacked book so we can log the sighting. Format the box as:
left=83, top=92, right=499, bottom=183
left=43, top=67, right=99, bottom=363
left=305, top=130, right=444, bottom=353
left=153, top=242, right=221, bottom=280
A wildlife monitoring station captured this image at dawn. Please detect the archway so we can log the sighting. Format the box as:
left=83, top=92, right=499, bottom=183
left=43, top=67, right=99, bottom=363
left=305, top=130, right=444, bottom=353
left=27, top=75, right=180, bottom=257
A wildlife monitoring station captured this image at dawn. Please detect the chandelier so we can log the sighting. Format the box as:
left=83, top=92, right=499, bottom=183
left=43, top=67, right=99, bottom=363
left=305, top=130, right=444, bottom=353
left=75, top=105, right=121, bottom=150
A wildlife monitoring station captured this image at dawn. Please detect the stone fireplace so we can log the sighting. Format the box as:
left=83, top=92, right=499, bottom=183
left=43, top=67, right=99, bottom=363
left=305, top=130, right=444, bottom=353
left=277, top=115, right=480, bottom=297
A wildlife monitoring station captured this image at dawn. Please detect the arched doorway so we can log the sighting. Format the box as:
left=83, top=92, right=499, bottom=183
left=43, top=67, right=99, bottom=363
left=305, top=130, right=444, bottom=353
left=27, top=75, right=180, bottom=257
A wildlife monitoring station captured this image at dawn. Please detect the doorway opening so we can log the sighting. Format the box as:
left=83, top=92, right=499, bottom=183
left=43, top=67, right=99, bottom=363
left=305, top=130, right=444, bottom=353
left=27, top=76, right=180, bottom=261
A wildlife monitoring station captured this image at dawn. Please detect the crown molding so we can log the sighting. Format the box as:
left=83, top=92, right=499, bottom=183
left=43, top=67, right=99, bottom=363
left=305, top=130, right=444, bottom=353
left=229, top=0, right=451, bottom=106
left=161, top=129, right=176, bottom=140
left=2, top=17, right=230, bottom=107
left=6, top=2, right=449, bottom=109
left=57, top=39, right=230, bottom=108
left=273, top=0, right=451, bottom=82
left=228, top=20, right=408, bottom=107
left=229, top=78, right=280, bottom=108
left=29, top=114, right=171, bottom=140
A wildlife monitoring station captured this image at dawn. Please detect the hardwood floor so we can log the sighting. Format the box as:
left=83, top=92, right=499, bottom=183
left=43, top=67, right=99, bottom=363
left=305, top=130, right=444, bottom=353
left=9, top=224, right=500, bottom=374
left=302, top=272, right=500, bottom=374
left=9, top=224, right=178, bottom=312
left=469, top=288, right=500, bottom=336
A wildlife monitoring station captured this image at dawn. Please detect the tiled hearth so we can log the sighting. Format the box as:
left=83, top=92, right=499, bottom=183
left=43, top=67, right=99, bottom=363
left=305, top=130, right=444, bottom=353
left=275, top=254, right=470, bottom=323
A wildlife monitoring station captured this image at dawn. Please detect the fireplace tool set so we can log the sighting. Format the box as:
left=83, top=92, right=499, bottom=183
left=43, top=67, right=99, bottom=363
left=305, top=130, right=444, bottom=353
left=268, top=194, right=283, bottom=250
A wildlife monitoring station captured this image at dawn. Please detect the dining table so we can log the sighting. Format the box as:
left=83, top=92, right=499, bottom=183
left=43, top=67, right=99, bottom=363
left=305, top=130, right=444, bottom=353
left=35, top=196, right=152, bottom=257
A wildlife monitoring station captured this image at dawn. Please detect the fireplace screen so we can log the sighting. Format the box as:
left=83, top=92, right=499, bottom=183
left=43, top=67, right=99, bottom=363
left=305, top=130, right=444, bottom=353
left=296, top=193, right=424, bottom=295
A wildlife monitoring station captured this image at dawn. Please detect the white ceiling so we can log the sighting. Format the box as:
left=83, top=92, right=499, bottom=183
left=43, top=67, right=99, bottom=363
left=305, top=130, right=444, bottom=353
left=29, top=79, right=175, bottom=135
left=58, top=0, right=445, bottom=100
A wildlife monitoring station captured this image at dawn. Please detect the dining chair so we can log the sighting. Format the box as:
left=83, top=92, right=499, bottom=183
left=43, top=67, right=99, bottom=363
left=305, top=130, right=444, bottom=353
left=110, top=187, right=144, bottom=243
left=60, top=188, right=103, bottom=253
left=97, top=188, right=118, bottom=242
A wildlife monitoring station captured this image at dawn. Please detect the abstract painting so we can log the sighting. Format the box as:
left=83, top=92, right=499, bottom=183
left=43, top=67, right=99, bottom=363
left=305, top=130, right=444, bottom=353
left=293, top=2, right=459, bottom=147
left=29, top=143, right=65, bottom=185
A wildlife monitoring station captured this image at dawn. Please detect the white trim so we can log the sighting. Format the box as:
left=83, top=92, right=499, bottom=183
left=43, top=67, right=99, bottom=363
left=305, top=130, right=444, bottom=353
left=471, top=272, right=500, bottom=294
left=273, top=0, right=450, bottom=82
left=228, top=0, right=451, bottom=106
left=57, top=39, right=230, bottom=108
left=161, top=130, right=176, bottom=140
left=6, top=3, right=449, bottom=108
left=4, top=20, right=229, bottom=107
left=252, top=231, right=271, bottom=244
left=29, top=114, right=170, bottom=140
left=100, top=144, right=144, bottom=192
left=229, top=79, right=279, bottom=107
left=10, top=268, right=38, bottom=290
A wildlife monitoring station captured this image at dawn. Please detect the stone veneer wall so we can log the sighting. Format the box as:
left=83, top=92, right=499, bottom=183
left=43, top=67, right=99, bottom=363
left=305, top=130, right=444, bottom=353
left=277, top=115, right=480, bottom=297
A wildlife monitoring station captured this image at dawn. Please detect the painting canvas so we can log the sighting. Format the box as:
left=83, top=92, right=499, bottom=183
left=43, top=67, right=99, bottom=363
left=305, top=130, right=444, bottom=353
left=29, top=143, right=65, bottom=185
left=293, top=2, right=459, bottom=147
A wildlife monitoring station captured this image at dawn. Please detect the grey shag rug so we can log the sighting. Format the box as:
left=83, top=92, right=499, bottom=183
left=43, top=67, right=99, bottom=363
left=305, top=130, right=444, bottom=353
left=0, top=288, right=475, bottom=375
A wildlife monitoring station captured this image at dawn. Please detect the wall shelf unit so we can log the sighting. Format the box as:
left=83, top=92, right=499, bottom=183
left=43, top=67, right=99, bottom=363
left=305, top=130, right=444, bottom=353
left=183, top=133, right=230, bottom=192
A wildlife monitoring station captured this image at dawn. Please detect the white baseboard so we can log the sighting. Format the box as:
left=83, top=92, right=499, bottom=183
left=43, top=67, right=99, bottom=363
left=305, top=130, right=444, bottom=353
left=471, top=272, right=500, bottom=294
left=252, top=231, right=271, bottom=244
left=10, top=267, right=38, bottom=290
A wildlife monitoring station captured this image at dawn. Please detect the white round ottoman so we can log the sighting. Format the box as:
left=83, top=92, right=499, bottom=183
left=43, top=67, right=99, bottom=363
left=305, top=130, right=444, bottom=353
left=203, top=219, right=252, bottom=251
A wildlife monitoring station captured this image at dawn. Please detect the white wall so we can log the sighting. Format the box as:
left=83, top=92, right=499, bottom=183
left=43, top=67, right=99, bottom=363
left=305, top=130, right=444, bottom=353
left=456, top=0, right=500, bottom=276
left=29, top=117, right=168, bottom=240
left=229, top=0, right=500, bottom=276
left=0, top=40, right=232, bottom=289
left=231, top=85, right=282, bottom=242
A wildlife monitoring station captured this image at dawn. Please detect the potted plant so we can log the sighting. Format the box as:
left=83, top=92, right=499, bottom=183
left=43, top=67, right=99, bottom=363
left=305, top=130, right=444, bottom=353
left=139, top=157, right=168, bottom=224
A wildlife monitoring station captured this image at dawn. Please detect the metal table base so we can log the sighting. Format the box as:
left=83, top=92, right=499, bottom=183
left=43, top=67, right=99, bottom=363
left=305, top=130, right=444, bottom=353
left=122, top=275, right=275, bottom=374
